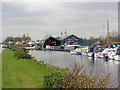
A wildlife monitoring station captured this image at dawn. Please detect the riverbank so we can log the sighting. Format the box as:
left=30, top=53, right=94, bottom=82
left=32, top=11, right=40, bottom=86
left=2, top=48, right=59, bottom=88
left=2, top=48, right=118, bottom=88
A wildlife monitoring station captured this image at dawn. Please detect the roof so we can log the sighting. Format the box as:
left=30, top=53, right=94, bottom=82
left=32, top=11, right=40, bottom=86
left=42, top=35, right=52, bottom=41
left=41, top=35, right=60, bottom=41
left=59, top=34, right=80, bottom=40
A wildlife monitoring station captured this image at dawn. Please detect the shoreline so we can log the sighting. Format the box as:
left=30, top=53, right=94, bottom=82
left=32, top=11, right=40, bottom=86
left=2, top=48, right=61, bottom=88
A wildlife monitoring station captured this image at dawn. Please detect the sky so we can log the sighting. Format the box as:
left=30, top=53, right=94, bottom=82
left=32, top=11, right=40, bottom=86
left=1, top=1, right=119, bottom=42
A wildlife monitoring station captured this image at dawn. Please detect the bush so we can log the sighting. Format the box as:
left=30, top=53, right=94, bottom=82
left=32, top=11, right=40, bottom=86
left=16, top=53, right=32, bottom=59
left=8, top=44, right=32, bottom=59
left=43, top=63, right=112, bottom=88
left=43, top=71, right=63, bottom=88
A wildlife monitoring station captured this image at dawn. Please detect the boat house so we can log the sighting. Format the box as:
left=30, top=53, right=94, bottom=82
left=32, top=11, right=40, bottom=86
left=41, top=36, right=61, bottom=48
left=82, top=40, right=89, bottom=46
left=60, top=34, right=83, bottom=46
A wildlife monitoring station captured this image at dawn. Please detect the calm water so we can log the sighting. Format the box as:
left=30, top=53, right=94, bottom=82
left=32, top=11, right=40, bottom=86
left=29, top=50, right=119, bottom=87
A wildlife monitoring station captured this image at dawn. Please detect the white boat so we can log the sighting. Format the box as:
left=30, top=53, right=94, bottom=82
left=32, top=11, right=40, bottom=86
left=70, top=50, right=77, bottom=55
left=99, top=48, right=117, bottom=60
left=114, top=55, right=120, bottom=61
left=114, top=47, right=120, bottom=61
left=93, top=46, right=106, bottom=58
left=69, top=45, right=80, bottom=55
left=75, top=46, right=88, bottom=55
left=81, top=46, right=89, bottom=55
left=88, top=52, right=93, bottom=57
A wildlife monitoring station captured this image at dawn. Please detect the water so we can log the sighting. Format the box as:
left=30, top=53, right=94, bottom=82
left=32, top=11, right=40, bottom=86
left=29, top=50, right=119, bottom=87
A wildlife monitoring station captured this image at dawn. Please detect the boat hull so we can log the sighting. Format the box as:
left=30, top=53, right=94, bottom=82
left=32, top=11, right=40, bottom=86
left=88, top=52, right=93, bottom=57
left=114, top=55, right=120, bottom=61
left=76, top=52, right=82, bottom=55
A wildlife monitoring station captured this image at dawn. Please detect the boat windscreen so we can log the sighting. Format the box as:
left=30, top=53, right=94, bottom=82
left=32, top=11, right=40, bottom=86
left=97, top=47, right=105, bottom=52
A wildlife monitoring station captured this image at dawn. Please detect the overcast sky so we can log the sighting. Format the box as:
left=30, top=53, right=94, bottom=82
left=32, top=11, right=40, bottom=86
left=2, top=2, right=118, bottom=41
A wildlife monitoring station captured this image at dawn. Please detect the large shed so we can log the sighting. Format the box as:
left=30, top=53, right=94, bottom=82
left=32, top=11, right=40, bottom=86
left=41, top=36, right=61, bottom=48
left=60, top=34, right=83, bottom=46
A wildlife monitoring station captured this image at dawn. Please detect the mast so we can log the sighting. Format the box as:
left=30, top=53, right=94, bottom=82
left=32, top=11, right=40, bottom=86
left=65, top=28, right=67, bottom=35
left=107, top=19, right=109, bottom=42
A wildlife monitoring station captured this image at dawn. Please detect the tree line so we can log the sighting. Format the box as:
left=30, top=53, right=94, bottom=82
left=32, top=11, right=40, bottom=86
left=83, top=31, right=119, bottom=44
left=2, top=34, right=31, bottom=44
left=2, top=31, right=119, bottom=44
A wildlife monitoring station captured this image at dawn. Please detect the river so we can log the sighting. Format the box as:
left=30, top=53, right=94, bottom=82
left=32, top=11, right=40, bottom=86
left=29, top=50, right=119, bottom=87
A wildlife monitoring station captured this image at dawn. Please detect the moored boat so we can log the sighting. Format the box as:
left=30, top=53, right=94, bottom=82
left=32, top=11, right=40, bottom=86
left=114, top=47, right=120, bottom=61
left=69, top=45, right=80, bottom=55
left=88, top=45, right=96, bottom=57
left=93, top=46, right=106, bottom=58
left=99, top=48, right=117, bottom=60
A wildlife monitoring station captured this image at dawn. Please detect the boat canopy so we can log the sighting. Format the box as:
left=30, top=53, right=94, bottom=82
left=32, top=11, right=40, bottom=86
left=116, top=48, right=120, bottom=55
left=93, top=46, right=106, bottom=53
left=73, top=42, right=79, bottom=45
left=88, top=45, right=96, bottom=52
left=109, top=43, right=120, bottom=48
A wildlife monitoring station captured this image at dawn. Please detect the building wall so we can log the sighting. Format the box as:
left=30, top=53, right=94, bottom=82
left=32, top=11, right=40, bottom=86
left=43, top=37, right=61, bottom=48
left=61, top=35, right=83, bottom=45
left=82, top=40, right=89, bottom=46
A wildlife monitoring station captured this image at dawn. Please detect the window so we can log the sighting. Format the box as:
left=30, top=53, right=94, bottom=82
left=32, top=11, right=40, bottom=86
left=74, top=39, right=78, bottom=40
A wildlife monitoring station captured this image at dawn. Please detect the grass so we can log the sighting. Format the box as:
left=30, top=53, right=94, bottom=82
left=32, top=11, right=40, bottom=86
left=0, top=50, right=2, bottom=89
left=2, top=48, right=54, bottom=88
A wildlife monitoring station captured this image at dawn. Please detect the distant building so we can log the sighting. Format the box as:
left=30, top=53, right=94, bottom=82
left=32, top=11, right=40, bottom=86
left=60, top=34, right=83, bottom=46
left=82, top=40, right=89, bottom=46
left=41, top=36, right=61, bottom=48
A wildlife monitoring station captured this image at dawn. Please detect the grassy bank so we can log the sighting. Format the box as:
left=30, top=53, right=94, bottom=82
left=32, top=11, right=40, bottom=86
left=2, top=48, right=113, bottom=88
left=0, top=50, right=2, bottom=89
left=2, top=48, right=55, bottom=88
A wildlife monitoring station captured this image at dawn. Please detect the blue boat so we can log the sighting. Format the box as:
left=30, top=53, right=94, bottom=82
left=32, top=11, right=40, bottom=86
left=42, top=48, right=50, bottom=51
left=88, top=45, right=96, bottom=57
left=76, top=52, right=82, bottom=55
left=114, top=47, right=120, bottom=60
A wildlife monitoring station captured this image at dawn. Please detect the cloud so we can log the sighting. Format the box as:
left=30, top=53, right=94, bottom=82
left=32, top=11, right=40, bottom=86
left=2, top=2, right=118, bottom=41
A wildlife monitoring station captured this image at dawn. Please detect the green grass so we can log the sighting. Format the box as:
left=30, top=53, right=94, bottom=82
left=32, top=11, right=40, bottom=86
left=2, top=48, right=53, bottom=88
left=0, top=51, right=2, bottom=89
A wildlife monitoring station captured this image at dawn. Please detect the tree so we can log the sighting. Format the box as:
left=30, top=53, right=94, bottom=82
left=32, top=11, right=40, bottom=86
left=37, top=40, right=40, bottom=42
left=14, top=37, right=22, bottom=42
left=2, top=34, right=32, bottom=44
left=2, top=37, right=14, bottom=44
left=109, top=31, right=118, bottom=42
left=56, top=37, right=61, bottom=39
left=22, top=34, right=31, bottom=41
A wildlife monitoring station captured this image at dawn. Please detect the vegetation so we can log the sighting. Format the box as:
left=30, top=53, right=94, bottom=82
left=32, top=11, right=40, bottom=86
left=2, top=43, right=116, bottom=88
left=0, top=52, right=2, bottom=89
left=2, top=48, right=59, bottom=88
left=43, top=63, right=114, bottom=88
left=83, top=31, right=119, bottom=44
left=8, top=45, right=32, bottom=59
left=2, top=34, right=31, bottom=44
left=2, top=48, right=115, bottom=88
left=56, top=36, right=61, bottom=40
left=44, top=71, right=63, bottom=88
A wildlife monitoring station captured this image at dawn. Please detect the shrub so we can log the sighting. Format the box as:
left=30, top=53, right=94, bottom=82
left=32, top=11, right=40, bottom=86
left=43, top=71, right=63, bottom=88
left=8, top=45, right=32, bottom=59
left=43, top=63, right=112, bottom=88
